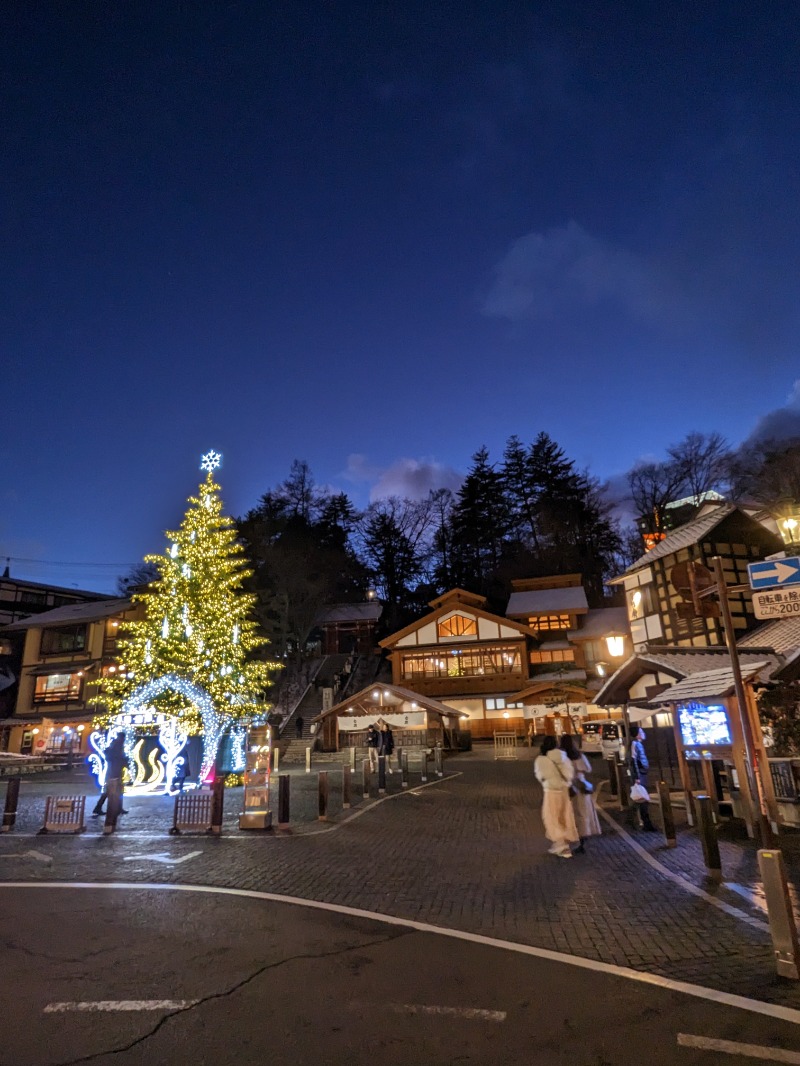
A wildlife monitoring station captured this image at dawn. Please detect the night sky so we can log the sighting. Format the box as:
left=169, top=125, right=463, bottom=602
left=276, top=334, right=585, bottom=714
left=4, top=2, right=800, bottom=591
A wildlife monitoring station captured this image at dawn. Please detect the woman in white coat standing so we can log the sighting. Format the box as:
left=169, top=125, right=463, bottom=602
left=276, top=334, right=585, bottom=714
left=560, top=734, right=602, bottom=852
left=534, top=735, right=579, bottom=858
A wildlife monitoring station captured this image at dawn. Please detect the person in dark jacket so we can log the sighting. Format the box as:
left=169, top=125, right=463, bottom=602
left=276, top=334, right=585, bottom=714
left=295, top=716, right=304, bottom=738
left=629, top=725, right=656, bottom=831
left=92, top=733, right=128, bottom=816
left=379, top=721, right=395, bottom=773
left=366, top=723, right=380, bottom=771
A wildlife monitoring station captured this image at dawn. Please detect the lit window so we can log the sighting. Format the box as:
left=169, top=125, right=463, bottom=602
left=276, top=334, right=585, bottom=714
left=437, top=614, right=477, bottom=638
left=34, top=673, right=83, bottom=703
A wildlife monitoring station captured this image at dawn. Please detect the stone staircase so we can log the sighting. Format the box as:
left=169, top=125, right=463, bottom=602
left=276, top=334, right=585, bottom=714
left=278, top=653, right=351, bottom=763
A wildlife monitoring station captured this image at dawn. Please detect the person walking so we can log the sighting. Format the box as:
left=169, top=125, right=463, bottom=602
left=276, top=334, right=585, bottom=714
left=366, top=723, right=380, bottom=771
left=560, top=734, right=601, bottom=852
left=534, top=735, right=579, bottom=858
left=295, top=716, right=305, bottom=739
left=379, top=721, right=395, bottom=773
left=629, top=725, right=656, bottom=831
left=92, top=733, right=128, bottom=816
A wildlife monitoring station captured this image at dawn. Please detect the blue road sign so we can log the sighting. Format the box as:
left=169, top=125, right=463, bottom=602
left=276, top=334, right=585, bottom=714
left=748, top=557, right=800, bottom=590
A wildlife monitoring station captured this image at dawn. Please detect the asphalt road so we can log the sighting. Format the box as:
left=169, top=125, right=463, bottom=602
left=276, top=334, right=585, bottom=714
left=3, top=885, right=800, bottom=1066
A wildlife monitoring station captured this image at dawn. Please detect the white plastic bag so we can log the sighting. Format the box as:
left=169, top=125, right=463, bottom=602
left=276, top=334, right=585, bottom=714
left=630, top=783, right=649, bottom=803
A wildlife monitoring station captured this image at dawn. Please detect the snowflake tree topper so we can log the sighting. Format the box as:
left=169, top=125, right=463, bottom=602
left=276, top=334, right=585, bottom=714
left=200, top=450, right=222, bottom=473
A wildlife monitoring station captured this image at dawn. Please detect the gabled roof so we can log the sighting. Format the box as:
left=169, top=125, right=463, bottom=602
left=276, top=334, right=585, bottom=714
left=315, top=602, right=383, bottom=626
left=312, top=683, right=460, bottom=723
left=568, top=607, right=629, bottom=641
left=647, top=661, right=776, bottom=704
left=738, top=616, right=800, bottom=655
left=427, top=588, right=487, bottom=610
left=2, top=597, right=134, bottom=631
left=0, top=575, right=110, bottom=599
left=506, top=585, right=588, bottom=616
left=594, top=644, right=774, bottom=706
left=379, top=600, right=538, bottom=649
left=615, top=503, right=738, bottom=577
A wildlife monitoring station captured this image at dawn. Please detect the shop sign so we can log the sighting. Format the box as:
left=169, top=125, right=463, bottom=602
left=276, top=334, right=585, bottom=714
left=338, top=711, right=426, bottom=731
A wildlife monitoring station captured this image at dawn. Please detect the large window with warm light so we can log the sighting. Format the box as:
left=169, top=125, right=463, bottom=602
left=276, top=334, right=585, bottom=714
left=528, top=613, right=571, bottom=633
left=40, top=625, right=87, bottom=656
left=529, top=649, right=575, bottom=664
left=400, top=645, right=522, bottom=681
left=437, top=614, right=477, bottom=638
left=33, top=673, right=83, bottom=703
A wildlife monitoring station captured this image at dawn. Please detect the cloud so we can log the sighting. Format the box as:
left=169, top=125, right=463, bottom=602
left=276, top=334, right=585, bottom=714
left=483, top=221, right=673, bottom=322
left=343, top=454, right=463, bottom=502
left=743, top=380, right=800, bottom=446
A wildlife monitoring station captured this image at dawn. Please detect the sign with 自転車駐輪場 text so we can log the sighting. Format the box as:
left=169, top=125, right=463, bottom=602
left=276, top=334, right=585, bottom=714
left=752, top=588, right=800, bottom=619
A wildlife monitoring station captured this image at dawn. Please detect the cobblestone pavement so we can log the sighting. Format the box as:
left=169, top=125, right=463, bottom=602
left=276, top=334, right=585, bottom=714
left=2, top=750, right=799, bottom=1010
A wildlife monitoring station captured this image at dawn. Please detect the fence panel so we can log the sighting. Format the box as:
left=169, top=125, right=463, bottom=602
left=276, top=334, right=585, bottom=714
left=170, top=790, right=214, bottom=834
left=42, top=795, right=85, bottom=834
left=493, top=732, right=518, bottom=760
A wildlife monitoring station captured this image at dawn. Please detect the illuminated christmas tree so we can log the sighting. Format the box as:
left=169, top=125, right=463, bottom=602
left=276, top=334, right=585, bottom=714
left=92, top=450, right=279, bottom=780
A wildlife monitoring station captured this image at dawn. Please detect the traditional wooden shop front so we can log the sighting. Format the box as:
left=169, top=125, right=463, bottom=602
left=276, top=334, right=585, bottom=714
left=312, top=684, right=463, bottom=752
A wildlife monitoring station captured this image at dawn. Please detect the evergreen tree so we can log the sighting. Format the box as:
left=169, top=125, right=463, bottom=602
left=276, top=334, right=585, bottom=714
left=450, top=446, right=510, bottom=590
left=93, top=455, right=279, bottom=779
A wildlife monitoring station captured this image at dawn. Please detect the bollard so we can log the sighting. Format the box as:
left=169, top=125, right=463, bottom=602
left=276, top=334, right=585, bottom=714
left=607, top=757, right=618, bottom=796
left=277, top=774, right=290, bottom=827
left=210, top=777, right=225, bottom=835
left=2, top=778, right=21, bottom=832
left=658, top=780, right=676, bottom=848
left=273, top=746, right=280, bottom=773
left=421, top=752, right=429, bottom=783
left=305, top=746, right=311, bottom=774
left=695, top=794, right=721, bottom=880
left=349, top=746, right=356, bottom=772
left=342, top=768, right=351, bottom=809
left=362, top=759, right=370, bottom=799
left=434, top=744, right=443, bottom=778
left=401, top=750, right=409, bottom=790
left=614, top=756, right=629, bottom=810
left=318, top=771, right=329, bottom=821
left=103, top=778, right=123, bottom=835
left=759, top=848, right=800, bottom=979
left=378, top=755, right=387, bottom=795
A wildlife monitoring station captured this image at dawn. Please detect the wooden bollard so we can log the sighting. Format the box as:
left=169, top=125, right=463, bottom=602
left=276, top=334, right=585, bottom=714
left=378, top=755, right=387, bottom=795
left=759, top=848, right=800, bottom=979
left=318, top=771, right=329, bottom=821
left=342, top=768, right=351, bottom=809
left=210, top=777, right=225, bottom=835
left=103, top=778, right=123, bottom=835
left=2, top=778, right=21, bottom=832
left=362, top=759, right=370, bottom=799
left=401, top=750, right=409, bottom=790
left=614, top=756, right=629, bottom=810
left=273, top=746, right=280, bottom=773
left=658, top=780, right=676, bottom=848
left=696, top=794, right=721, bottom=881
left=434, top=744, right=443, bottom=778
left=349, top=746, right=356, bottom=772
left=277, top=774, right=290, bottom=827
left=421, top=752, right=429, bottom=783
left=305, top=746, right=311, bottom=773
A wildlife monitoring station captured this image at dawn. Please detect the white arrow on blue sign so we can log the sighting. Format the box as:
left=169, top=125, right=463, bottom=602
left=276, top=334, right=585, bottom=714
left=748, top=557, right=800, bottom=590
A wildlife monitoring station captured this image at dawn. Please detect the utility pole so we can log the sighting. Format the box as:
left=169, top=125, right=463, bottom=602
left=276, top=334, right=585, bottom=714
left=710, top=556, right=774, bottom=848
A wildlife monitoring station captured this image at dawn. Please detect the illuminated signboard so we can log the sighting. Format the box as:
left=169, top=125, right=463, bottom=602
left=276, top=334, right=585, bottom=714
left=677, top=701, right=732, bottom=748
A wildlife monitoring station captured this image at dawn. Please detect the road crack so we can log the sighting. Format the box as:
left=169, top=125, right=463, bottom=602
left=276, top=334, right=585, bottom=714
left=52, top=928, right=413, bottom=1066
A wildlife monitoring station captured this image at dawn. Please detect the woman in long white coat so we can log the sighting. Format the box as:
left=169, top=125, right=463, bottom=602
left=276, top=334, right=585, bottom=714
left=534, top=735, right=579, bottom=858
left=560, top=734, right=602, bottom=851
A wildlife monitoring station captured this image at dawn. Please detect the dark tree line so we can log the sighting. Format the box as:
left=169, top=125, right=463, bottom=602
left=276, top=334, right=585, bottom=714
left=119, top=433, right=800, bottom=661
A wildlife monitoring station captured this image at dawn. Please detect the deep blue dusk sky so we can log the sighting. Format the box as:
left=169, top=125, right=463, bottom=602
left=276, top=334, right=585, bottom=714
left=4, top=2, right=800, bottom=592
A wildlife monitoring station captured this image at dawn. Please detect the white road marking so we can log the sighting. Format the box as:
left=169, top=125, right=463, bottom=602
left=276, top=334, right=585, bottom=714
left=0, top=849, right=53, bottom=864
left=44, top=1000, right=196, bottom=1013
left=122, top=851, right=202, bottom=865
left=5, top=881, right=800, bottom=1028
left=677, top=1033, right=800, bottom=1062
left=393, top=1003, right=505, bottom=1022
left=597, top=807, right=768, bottom=932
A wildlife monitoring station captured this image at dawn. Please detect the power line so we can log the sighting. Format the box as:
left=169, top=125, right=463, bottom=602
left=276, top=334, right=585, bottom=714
left=1, top=556, right=140, bottom=570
